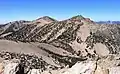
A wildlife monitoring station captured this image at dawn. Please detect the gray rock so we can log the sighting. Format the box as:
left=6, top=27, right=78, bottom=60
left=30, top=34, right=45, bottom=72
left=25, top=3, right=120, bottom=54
left=3, top=59, right=24, bottom=74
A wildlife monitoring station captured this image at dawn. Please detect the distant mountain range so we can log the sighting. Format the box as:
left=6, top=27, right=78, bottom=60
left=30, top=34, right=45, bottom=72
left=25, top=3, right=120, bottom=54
left=96, top=21, right=120, bottom=24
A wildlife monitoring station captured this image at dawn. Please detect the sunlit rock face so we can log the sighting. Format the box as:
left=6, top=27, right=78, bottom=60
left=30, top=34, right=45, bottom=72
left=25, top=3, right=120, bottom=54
left=40, top=56, right=120, bottom=74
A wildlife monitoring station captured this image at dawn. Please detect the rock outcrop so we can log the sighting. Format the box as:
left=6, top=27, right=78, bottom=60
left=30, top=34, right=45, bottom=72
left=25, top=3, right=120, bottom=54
left=1, top=57, right=119, bottom=74
left=40, top=56, right=120, bottom=74
left=0, top=59, right=24, bottom=74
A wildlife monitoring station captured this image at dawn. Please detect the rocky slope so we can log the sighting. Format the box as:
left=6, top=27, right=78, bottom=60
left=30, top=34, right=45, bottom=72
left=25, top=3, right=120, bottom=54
left=0, top=15, right=120, bottom=74
left=1, top=15, right=120, bottom=57
left=0, top=55, right=120, bottom=74
left=0, top=16, right=56, bottom=38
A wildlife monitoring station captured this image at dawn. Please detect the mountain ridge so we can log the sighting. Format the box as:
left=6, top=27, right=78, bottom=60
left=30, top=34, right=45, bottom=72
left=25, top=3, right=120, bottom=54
left=0, top=15, right=120, bottom=74
left=0, top=15, right=119, bottom=57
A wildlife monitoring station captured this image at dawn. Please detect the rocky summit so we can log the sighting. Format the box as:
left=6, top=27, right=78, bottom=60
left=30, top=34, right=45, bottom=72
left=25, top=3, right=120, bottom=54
left=0, top=15, right=120, bottom=74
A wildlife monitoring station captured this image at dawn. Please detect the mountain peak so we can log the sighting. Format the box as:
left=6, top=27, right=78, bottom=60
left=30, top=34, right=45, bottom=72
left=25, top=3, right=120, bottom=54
left=70, top=15, right=95, bottom=24
left=33, top=16, right=57, bottom=25
left=36, top=16, right=56, bottom=22
left=71, top=15, right=85, bottom=20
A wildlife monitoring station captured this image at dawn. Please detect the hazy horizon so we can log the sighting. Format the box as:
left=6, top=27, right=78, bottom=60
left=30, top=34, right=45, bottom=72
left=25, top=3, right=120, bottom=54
left=0, top=0, right=120, bottom=24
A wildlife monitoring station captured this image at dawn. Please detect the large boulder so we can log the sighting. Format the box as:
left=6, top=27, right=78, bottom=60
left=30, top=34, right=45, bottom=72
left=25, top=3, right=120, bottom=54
left=3, top=59, right=24, bottom=74
left=4, top=63, right=20, bottom=74
left=60, top=61, right=96, bottom=74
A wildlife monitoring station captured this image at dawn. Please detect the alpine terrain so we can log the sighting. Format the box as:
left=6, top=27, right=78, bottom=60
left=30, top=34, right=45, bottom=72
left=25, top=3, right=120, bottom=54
left=0, top=15, right=120, bottom=74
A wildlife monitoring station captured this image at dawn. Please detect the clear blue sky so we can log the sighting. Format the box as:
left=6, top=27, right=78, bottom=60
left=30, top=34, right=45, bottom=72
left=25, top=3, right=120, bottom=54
left=0, top=0, right=120, bottom=23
